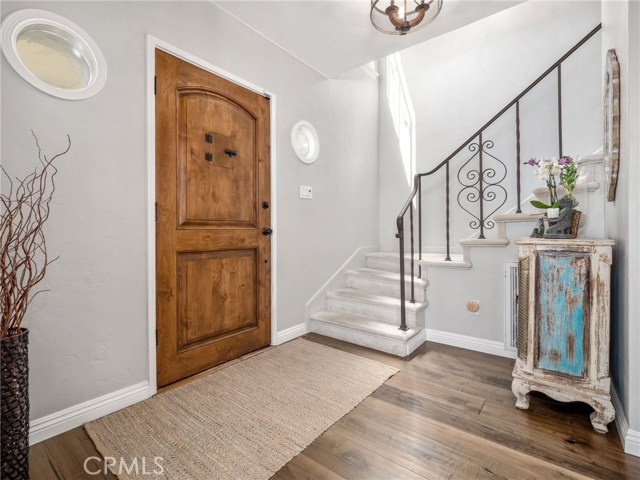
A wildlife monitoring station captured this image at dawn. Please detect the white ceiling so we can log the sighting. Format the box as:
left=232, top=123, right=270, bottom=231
left=214, top=1, right=524, bottom=78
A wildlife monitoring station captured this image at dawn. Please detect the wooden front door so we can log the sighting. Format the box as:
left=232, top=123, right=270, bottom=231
left=155, top=50, right=271, bottom=387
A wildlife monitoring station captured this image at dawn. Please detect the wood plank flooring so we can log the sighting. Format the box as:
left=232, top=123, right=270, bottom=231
left=30, top=333, right=640, bottom=479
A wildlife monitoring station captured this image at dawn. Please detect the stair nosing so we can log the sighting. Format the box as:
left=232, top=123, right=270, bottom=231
left=494, top=213, right=544, bottom=223
left=327, top=288, right=427, bottom=311
left=310, top=311, right=421, bottom=341
left=458, top=238, right=510, bottom=247
left=346, top=268, right=429, bottom=287
left=418, top=259, right=472, bottom=270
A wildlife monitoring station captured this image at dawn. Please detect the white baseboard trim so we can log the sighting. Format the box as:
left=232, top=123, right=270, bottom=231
left=30, top=321, right=306, bottom=445
left=29, top=381, right=150, bottom=446
left=626, top=430, right=640, bottom=457
left=407, top=328, right=428, bottom=354
left=273, top=322, right=309, bottom=345
left=612, top=385, right=640, bottom=457
left=426, top=329, right=516, bottom=359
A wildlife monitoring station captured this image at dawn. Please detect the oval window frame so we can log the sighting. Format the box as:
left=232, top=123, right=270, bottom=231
left=1, top=9, right=107, bottom=100
left=291, top=120, right=320, bottom=164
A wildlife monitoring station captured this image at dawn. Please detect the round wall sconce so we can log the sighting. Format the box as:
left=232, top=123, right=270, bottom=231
left=1, top=9, right=107, bottom=100
left=291, top=120, right=320, bottom=164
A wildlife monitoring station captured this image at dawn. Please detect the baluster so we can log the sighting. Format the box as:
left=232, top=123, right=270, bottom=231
left=558, top=64, right=563, bottom=157
left=397, top=217, right=408, bottom=331
left=409, top=190, right=415, bottom=304
left=516, top=100, right=522, bottom=214
left=445, top=162, right=451, bottom=261
left=478, top=132, right=485, bottom=239
left=418, top=177, right=422, bottom=278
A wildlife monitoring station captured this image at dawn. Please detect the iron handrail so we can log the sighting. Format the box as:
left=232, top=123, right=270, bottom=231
left=395, top=24, right=602, bottom=331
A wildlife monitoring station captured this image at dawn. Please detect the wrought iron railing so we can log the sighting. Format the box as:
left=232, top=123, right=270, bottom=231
left=395, top=24, right=601, bottom=331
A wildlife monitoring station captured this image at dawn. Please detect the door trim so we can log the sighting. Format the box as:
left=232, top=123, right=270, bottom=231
left=145, top=35, right=278, bottom=397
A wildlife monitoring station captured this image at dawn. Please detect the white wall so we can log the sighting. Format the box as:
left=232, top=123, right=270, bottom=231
left=379, top=1, right=602, bottom=247
left=377, top=0, right=602, bottom=347
left=601, top=0, right=640, bottom=453
left=1, top=1, right=379, bottom=423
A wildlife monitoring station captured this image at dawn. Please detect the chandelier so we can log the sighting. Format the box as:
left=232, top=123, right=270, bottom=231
left=370, top=0, right=443, bottom=36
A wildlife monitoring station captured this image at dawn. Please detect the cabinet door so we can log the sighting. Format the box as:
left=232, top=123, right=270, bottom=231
left=535, top=252, right=590, bottom=378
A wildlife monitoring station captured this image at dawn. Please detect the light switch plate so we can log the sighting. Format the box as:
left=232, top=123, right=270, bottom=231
left=300, top=185, right=313, bottom=199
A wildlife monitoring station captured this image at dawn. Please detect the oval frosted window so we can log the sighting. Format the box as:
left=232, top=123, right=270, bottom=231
left=2, top=9, right=107, bottom=100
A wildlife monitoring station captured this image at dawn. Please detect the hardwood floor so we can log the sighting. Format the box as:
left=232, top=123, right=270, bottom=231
left=30, top=333, right=640, bottom=479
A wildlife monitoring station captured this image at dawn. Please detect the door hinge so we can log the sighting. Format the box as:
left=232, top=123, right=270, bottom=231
left=154, top=75, right=157, bottom=96
left=155, top=329, right=159, bottom=348
left=155, top=202, right=158, bottom=222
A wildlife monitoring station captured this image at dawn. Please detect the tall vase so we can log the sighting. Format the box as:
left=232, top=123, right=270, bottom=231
left=1, top=328, right=29, bottom=480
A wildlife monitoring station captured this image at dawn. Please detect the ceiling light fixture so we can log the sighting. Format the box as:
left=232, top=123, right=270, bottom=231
left=371, top=0, right=443, bottom=36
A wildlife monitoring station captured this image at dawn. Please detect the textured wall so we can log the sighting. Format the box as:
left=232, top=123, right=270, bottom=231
left=601, top=0, right=640, bottom=448
left=377, top=1, right=602, bottom=345
left=379, top=1, right=602, bottom=248
left=1, top=1, right=379, bottom=420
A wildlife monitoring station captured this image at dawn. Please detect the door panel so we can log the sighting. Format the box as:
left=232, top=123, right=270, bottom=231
left=535, top=252, right=589, bottom=378
left=177, top=250, right=257, bottom=352
left=178, top=89, right=256, bottom=227
left=156, top=49, right=271, bottom=387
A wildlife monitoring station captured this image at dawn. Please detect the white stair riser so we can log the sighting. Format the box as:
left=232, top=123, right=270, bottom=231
left=365, top=256, right=420, bottom=274
left=310, top=319, right=423, bottom=357
left=346, top=274, right=427, bottom=302
left=326, top=296, right=424, bottom=328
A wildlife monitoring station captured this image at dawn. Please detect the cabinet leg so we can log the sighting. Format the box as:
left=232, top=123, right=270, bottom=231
left=512, top=378, right=531, bottom=409
left=589, top=398, right=616, bottom=434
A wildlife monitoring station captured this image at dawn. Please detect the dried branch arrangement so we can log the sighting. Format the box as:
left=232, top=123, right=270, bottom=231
left=0, top=132, right=70, bottom=338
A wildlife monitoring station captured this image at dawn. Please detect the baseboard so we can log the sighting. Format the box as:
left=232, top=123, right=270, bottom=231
left=407, top=328, right=428, bottom=354
left=426, top=329, right=516, bottom=359
left=274, top=322, right=309, bottom=345
left=29, top=381, right=150, bottom=445
left=29, top=321, right=307, bottom=446
left=612, top=385, right=640, bottom=457
left=626, top=430, right=640, bottom=457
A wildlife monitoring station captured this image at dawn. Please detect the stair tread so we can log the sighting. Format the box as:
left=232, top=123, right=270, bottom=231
left=367, top=251, right=465, bottom=262
left=494, top=213, right=544, bottom=223
left=348, top=268, right=429, bottom=287
left=459, top=238, right=510, bottom=247
left=367, top=251, right=468, bottom=265
left=328, top=288, right=427, bottom=311
left=419, top=258, right=472, bottom=269
left=311, top=310, right=422, bottom=340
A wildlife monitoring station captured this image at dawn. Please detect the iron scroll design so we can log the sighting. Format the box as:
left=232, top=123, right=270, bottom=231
left=457, top=139, right=507, bottom=232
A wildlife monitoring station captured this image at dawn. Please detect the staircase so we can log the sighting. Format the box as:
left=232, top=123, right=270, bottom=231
left=310, top=254, right=429, bottom=356
left=308, top=149, right=605, bottom=356
left=309, top=26, right=605, bottom=357
left=310, top=222, right=526, bottom=356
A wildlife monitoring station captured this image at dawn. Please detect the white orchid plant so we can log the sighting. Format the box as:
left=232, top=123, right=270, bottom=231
left=524, top=155, right=579, bottom=209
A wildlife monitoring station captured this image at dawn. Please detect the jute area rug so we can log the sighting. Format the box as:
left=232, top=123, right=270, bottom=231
left=85, top=338, right=397, bottom=479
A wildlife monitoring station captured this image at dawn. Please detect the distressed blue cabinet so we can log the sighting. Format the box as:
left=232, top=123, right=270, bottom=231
left=512, top=238, right=615, bottom=433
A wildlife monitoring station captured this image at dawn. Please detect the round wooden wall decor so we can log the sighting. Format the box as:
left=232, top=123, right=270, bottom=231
left=603, top=49, right=620, bottom=202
